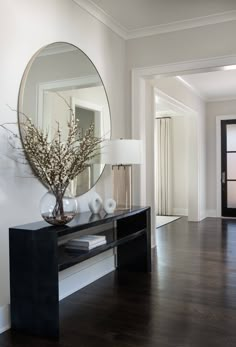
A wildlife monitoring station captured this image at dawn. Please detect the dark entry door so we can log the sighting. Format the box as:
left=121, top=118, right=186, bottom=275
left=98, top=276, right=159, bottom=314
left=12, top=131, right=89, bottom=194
left=221, top=119, right=236, bottom=216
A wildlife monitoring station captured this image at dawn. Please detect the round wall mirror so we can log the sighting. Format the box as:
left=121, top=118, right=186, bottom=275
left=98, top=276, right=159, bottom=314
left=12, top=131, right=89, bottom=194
left=18, top=42, right=111, bottom=196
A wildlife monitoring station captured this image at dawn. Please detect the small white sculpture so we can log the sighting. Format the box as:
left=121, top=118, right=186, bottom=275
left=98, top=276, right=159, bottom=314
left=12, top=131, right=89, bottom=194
left=88, top=193, right=103, bottom=214
left=104, top=198, right=116, bottom=214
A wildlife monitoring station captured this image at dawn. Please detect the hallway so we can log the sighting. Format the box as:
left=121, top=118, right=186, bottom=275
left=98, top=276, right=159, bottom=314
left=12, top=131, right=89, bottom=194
left=1, top=217, right=236, bottom=347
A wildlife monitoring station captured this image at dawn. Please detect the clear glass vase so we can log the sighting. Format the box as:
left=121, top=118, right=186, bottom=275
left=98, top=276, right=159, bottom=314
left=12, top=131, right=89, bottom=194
left=40, top=190, right=78, bottom=226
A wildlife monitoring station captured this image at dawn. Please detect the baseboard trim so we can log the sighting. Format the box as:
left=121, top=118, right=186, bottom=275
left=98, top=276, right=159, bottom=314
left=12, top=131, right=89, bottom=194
left=173, top=208, right=188, bottom=216
left=0, top=304, right=10, bottom=334
left=173, top=209, right=217, bottom=219
left=206, top=209, right=217, bottom=217
left=0, top=254, right=115, bottom=334
left=59, top=253, right=115, bottom=300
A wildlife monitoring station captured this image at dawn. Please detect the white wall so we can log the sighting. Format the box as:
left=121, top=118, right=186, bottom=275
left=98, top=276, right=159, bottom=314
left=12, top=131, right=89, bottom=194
left=171, top=116, right=188, bottom=215
left=0, top=0, right=126, bottom=330
left=206, top=99, right=236, bottom=214
left=127, top=21, right=236, bottom=70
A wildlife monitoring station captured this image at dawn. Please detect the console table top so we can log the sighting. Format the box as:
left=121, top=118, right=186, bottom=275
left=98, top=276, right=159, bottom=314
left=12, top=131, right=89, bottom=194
left=10, top=206, right=150, bottom=237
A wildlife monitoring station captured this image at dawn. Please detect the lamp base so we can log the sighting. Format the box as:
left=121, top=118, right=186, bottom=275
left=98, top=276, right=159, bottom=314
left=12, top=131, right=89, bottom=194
left=112, top=165, right=132, bottom=210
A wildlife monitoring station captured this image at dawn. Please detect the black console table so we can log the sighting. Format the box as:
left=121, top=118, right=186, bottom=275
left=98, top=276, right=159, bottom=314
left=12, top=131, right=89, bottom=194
left=9, top=206, right=151, bottom=338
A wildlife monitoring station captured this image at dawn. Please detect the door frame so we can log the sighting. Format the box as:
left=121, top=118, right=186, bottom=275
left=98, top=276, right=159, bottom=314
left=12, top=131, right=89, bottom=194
left=216, top=115, right=236, bottom=217
left=131, top=54, right=236, bottom=246
left=37, top=75, right=100, bottom=129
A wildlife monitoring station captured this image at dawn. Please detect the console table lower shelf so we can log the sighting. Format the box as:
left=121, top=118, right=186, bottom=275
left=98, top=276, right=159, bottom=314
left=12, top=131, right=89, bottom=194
left=9, top=206, right=151, bottom=338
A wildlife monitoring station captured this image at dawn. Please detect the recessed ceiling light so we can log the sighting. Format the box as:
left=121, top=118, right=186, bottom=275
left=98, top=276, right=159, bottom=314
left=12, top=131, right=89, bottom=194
left=222, top=65, right=236, bottom=71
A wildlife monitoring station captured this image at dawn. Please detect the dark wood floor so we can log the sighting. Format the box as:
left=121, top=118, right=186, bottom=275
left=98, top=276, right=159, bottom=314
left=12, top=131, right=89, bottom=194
left=2, top=217, right=236, bottom=346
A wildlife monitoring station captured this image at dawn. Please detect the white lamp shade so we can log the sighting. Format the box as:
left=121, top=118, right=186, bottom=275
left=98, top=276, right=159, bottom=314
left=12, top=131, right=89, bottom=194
left=101, top=139, right=142, bottom=165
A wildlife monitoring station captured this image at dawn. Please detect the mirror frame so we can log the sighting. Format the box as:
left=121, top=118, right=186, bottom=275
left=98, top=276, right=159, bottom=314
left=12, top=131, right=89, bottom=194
left=17, top=41, right=112, bottom=196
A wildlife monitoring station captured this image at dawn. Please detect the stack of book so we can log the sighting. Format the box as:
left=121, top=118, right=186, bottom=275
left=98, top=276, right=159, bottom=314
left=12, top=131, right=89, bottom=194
left=66, top=235, right=106, bottom=252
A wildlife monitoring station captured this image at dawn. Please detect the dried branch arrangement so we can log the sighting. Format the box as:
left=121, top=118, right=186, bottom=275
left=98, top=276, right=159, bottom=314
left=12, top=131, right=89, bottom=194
left=0, top=101, right=103, bottom=224
left=22, top=115, right=102, bottom=196
left=23, top=115, right=102, bottom=223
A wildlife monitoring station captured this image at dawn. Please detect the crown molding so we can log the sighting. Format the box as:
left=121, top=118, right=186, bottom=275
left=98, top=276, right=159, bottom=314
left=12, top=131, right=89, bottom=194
left=72, top=0, right=128, bottom=39
left=72, top=1, right=236, bottom=40
left=127, top=11, right=236, bottom=39
left=207, top=96, right=236, bottom=102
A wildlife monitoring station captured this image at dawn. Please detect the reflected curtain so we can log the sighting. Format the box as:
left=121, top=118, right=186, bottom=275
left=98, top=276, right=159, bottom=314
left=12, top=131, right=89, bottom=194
left=155, top=118, right=172, bottom=215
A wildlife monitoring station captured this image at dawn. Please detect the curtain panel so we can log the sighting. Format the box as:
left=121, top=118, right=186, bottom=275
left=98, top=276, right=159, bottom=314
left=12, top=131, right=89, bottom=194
left=155, top=118, right=172, bottom=215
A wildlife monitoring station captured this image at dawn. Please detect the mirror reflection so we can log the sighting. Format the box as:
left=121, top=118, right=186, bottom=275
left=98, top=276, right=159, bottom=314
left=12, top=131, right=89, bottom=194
left=18, top=42, right=111, bottom=196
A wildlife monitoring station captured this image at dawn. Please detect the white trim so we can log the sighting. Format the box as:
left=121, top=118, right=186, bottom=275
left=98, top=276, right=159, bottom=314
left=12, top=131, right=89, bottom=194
left=59, top=252, right=115, bottom=300
left=216, top=115, right=236, bottom=217
left=127, top=11, right=236, bottom=39
left=134, top=54, right=236, bottom=77
left=37, top=75, right=100, bottom=129
left=71, top=98, right=103, bottom=114
left=0, top=254, right=115, bottom=334
left=71, top=2, right=236, bottom=40
left=0, top=305, right=10, bottom=334
left=72, top=0, right=128, bottom=39
left=132, top=55, right=236, bottom=247
left=206, top=209, right=217, bottom=217
left=173, top=208, right=188, bottom=216
left=71, top=97, right=103, bottom=189
left=155, top=89, right=196, bottom=115
left=38, top=75, right=100, bottom=94
left=200, top=209, right=207, bottom=221
left=71, top=98, right=103, bottom=136
left=207, top=96, right=236, bottom=102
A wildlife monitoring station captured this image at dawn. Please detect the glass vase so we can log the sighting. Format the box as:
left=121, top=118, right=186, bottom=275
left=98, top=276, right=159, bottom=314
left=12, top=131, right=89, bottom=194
left=40, top=190, right=78, bottom=226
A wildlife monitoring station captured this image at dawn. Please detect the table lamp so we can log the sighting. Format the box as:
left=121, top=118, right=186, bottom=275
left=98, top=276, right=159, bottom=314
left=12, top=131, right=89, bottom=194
left=102, top=139, right=142, bottom=209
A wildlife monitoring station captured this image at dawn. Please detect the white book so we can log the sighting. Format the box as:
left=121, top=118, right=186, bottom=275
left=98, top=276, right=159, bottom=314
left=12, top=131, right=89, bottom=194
left=67, top=240, right=106, bottom=248
left=66, top=239, right=106, bottom=251
left=67, top=235, right=106, bottom=247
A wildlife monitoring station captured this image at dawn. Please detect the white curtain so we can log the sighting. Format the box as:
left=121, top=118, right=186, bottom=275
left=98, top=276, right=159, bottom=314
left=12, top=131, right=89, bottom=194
left=155, top=118, right=172, bottom=215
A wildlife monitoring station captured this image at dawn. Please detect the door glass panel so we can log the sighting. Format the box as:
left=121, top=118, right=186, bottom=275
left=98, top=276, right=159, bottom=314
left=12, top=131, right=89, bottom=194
left=227, top=153, right=236, bottom=179
left=227, top=124, right=236, bottom=151
left=227, top=181, right=236, bottom=208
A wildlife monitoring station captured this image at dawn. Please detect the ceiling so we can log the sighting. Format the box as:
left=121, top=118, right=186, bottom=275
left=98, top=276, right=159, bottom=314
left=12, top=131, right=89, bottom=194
left=179, top=69, right=236, bottom=101
left=74, top=0, right=236, bottom=38
left=90, top=0, right=236, bottom=29
left=74, top=0, right=236, bottom=101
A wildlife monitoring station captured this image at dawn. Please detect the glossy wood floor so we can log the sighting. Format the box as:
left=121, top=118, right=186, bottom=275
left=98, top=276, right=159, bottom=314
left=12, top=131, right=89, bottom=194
left=1, top=217, right=236, bottom=346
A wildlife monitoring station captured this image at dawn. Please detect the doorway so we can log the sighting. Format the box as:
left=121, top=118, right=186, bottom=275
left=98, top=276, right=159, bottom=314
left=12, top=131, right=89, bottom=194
left=154, top=91, right=191, bottom=227
left=132, top=56, right=236, bottom=245
left=221, top=119, right=236, bottom=217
